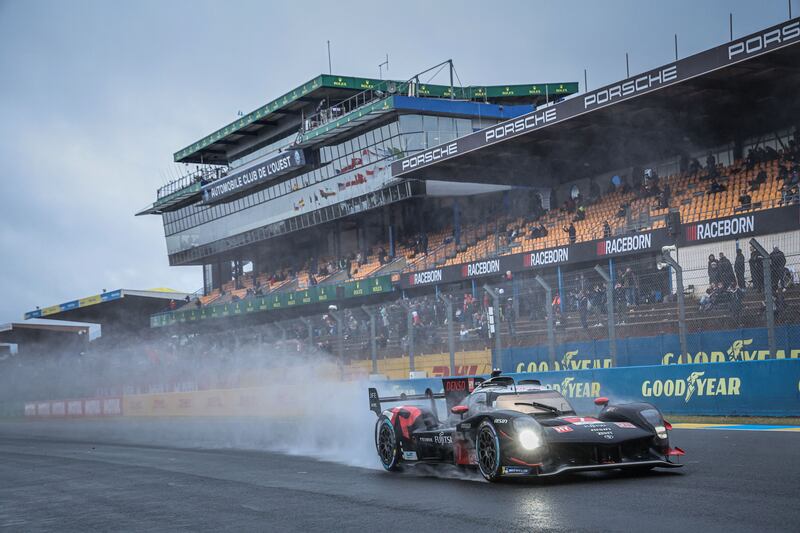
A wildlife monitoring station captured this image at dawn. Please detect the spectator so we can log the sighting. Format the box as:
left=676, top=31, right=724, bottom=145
left=658, top=184, right=671, bottom=209
left=620, top=267, right=638, bottom=307
left=739, top=191, right=752, bottom=210
left=781, top=183, right=799, bottom=205
left=169, top=299, right=176, bottom=310
left=563, top=223, right=576, bottom=244
left=705, top=151, right=717, bottom=177
left=707, top=254, right=718, bottom=286
left=749, top=246, right=764, bottom=293
left=578, top=289, right=589, bottom=329
left=602, top=221, right=611, bottom=239
left=735, top=248, right=746, bottom=289
left=707, top=177, right=726, bottom=194
left=573, top=205, right=586, bottom=222
left=552, top=293, right=562, bottom=325
left=616, top=203, right=627, bottom=218
left=718, top=252, right=735, bottom=288
left=748, top=169, right=767, bottom=191
left=770, top=246, right=786, bottom=293
left=504, top=298, right=516, bottom=336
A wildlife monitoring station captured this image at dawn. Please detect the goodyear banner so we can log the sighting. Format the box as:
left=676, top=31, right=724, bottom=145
left=373, top=358, right=800, bottom=416
left=503, top=325, right=800, bottom=373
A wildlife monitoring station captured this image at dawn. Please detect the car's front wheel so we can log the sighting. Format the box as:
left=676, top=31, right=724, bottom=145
left=376, top=416, right=401, bottom=471
left=476, top=420, right=502, bottom=482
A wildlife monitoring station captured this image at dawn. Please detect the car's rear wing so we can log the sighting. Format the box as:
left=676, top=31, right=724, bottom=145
left=368, top=376, right=485, bottom=418
left=368, top=387, right=443, bottom=417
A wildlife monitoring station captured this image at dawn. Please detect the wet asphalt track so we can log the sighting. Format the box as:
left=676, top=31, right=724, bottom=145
left=0, top=422, right=798, bottom=532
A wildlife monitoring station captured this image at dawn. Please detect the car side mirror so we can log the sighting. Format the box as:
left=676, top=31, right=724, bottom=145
left=451, top=405, right=469, bottom=416
left=594, top=397, right=609, bottom=406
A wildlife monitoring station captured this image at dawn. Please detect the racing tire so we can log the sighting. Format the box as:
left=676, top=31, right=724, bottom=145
left=376, top=416, right=402, bottom=472
left=476, top=420, right=502, bottom=482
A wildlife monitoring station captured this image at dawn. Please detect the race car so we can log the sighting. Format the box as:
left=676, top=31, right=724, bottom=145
left=369, top=372, right=684, bottom=481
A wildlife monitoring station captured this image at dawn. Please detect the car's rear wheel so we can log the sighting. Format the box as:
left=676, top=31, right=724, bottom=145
left=476, top=421, right=502, bottom=482
left=376, top=416, right=401, bottom=471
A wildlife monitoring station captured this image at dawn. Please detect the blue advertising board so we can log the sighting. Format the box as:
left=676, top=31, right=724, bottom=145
left=502, top=325, right=800, bottom=373
left=371, top=359, right=800, bottom=417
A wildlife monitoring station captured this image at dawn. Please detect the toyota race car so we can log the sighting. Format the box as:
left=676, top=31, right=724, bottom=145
left=370, top=372, right=684, bottom=481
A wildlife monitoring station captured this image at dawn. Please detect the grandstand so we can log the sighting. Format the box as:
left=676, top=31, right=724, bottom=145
left=127, top=17, right=800, bottom=381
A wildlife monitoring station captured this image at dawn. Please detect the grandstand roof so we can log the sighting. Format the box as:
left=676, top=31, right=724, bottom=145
left=393, top=18, right=800, bottom=187
left=0, top=322, right=90, bottom=346
left=24, top=289, right=190, bottom=338
left=174, top=73, right=578, bottom=165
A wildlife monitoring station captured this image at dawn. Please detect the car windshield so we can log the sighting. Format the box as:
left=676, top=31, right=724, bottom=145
left=493, top=391, right=575, bottom=416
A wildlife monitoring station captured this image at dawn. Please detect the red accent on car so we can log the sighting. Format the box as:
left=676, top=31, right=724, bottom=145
left=552, top=426, right=573, bottom=433
left=497, top=428, right=512, bottom=439
left=450, top=405, right=469, bottom=415
left=593, top=397, right=609, bottom=406
left=664, top=420, right=673, bottom=430
left=454, top=440, right=473, bottom=465
left=666, top=447, right=685, bottom=456
left=390, top=406, right=422, bottom=439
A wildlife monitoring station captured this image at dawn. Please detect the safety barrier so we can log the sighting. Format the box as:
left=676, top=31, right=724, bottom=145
left=23, top=397, right=123, bottom=418
left=372, top=359, right=800, bottom=417
left=503, top=325, right=800, bottom=373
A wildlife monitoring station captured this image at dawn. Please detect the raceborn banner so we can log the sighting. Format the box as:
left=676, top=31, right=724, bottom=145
left=402, top=229, right=672, bottom=288
left=399, top=206, right=799, bottom=289
left=679, top=205, right=799, bottom=245
left=391, top=18, right=800, bottom=177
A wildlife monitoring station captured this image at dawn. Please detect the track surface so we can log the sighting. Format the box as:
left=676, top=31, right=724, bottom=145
left=1, top=422, right=798, bottom=532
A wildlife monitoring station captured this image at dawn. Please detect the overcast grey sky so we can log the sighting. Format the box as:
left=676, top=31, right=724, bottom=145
left=0, top=0, right=794, bottom=323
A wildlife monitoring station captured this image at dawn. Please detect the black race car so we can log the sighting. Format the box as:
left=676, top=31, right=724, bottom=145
left=369, top=372, right=684, bottom=481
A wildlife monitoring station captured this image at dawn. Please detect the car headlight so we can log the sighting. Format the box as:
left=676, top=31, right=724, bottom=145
left=518, top=429, right=541, bottom=450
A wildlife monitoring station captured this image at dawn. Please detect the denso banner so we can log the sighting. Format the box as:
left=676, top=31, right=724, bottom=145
left=391, top=17, right=800, bottom=177
left=374, top=358, right=800, bottom=416
left=679, top=205, right=799, bottom=245
left=503, top=325, right=800, bottom=374
left=202, top=149, right=307, bottom=204
left=401, top=229, right=670, bottom=288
